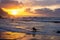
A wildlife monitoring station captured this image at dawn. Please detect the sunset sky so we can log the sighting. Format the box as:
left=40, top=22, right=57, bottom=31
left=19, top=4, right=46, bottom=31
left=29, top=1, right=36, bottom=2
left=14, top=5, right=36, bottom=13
left=0, top=0, right=60, bottom=17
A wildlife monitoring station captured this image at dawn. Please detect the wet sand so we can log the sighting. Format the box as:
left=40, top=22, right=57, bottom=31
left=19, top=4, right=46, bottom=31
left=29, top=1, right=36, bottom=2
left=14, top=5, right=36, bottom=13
left=0, top=32, right=60, bottom=40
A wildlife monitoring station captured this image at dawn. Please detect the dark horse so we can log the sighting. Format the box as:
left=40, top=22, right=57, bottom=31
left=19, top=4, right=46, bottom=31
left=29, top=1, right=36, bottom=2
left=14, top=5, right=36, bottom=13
left=32, top=27, right=37, bottom=37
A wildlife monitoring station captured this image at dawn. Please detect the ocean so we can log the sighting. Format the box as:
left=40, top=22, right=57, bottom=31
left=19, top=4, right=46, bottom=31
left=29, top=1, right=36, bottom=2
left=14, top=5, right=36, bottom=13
left=0, top=17, right=60, bottom=40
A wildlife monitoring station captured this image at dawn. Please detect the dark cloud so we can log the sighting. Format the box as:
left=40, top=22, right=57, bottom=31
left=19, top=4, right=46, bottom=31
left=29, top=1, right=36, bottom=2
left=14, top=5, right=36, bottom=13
left=0, top=8, right=10, bottom=18
left=0, top=0, right=19, bottom=8
left=34, top=8, right=60, bottom=17
left=28, top=0, right=60, bottom=6
left=35, top=8, right=53, bottom=13
left=54, top=8, right=60, bottom=17
left=0, top=0, right=60, bottom=7
left=25, top=8, right=31, bottom=12
left=0, top=0, right=13, bottom=3
left=0, top=0, right=25, bottom=9
left=0, top=0, right=60, bottom=8
left=56, top=0, right=60, bottom=4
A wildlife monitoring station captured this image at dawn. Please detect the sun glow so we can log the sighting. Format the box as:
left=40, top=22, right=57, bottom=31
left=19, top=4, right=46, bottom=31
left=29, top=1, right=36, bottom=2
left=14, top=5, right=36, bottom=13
left=2, top=8, right=40, bottom=17
left=11, top=10, right=18, bottom=15
left=2, top=8, right=25, bottom=16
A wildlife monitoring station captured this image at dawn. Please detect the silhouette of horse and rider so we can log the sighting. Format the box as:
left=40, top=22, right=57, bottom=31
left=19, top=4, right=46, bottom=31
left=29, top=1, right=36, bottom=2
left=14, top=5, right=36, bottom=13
left=32, top=27, right=37, bottom=37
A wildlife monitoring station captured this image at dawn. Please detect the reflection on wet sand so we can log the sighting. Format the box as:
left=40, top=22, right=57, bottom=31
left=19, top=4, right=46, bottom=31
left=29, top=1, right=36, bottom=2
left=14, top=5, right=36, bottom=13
left=0, top=31, right=60, bottom=40
left=0, top=32, right=26, bottom=40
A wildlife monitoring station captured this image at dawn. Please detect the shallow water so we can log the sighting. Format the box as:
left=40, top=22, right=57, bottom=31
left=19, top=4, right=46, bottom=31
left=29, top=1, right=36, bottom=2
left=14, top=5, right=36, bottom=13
left=0, top=19, right=60, bottom=40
